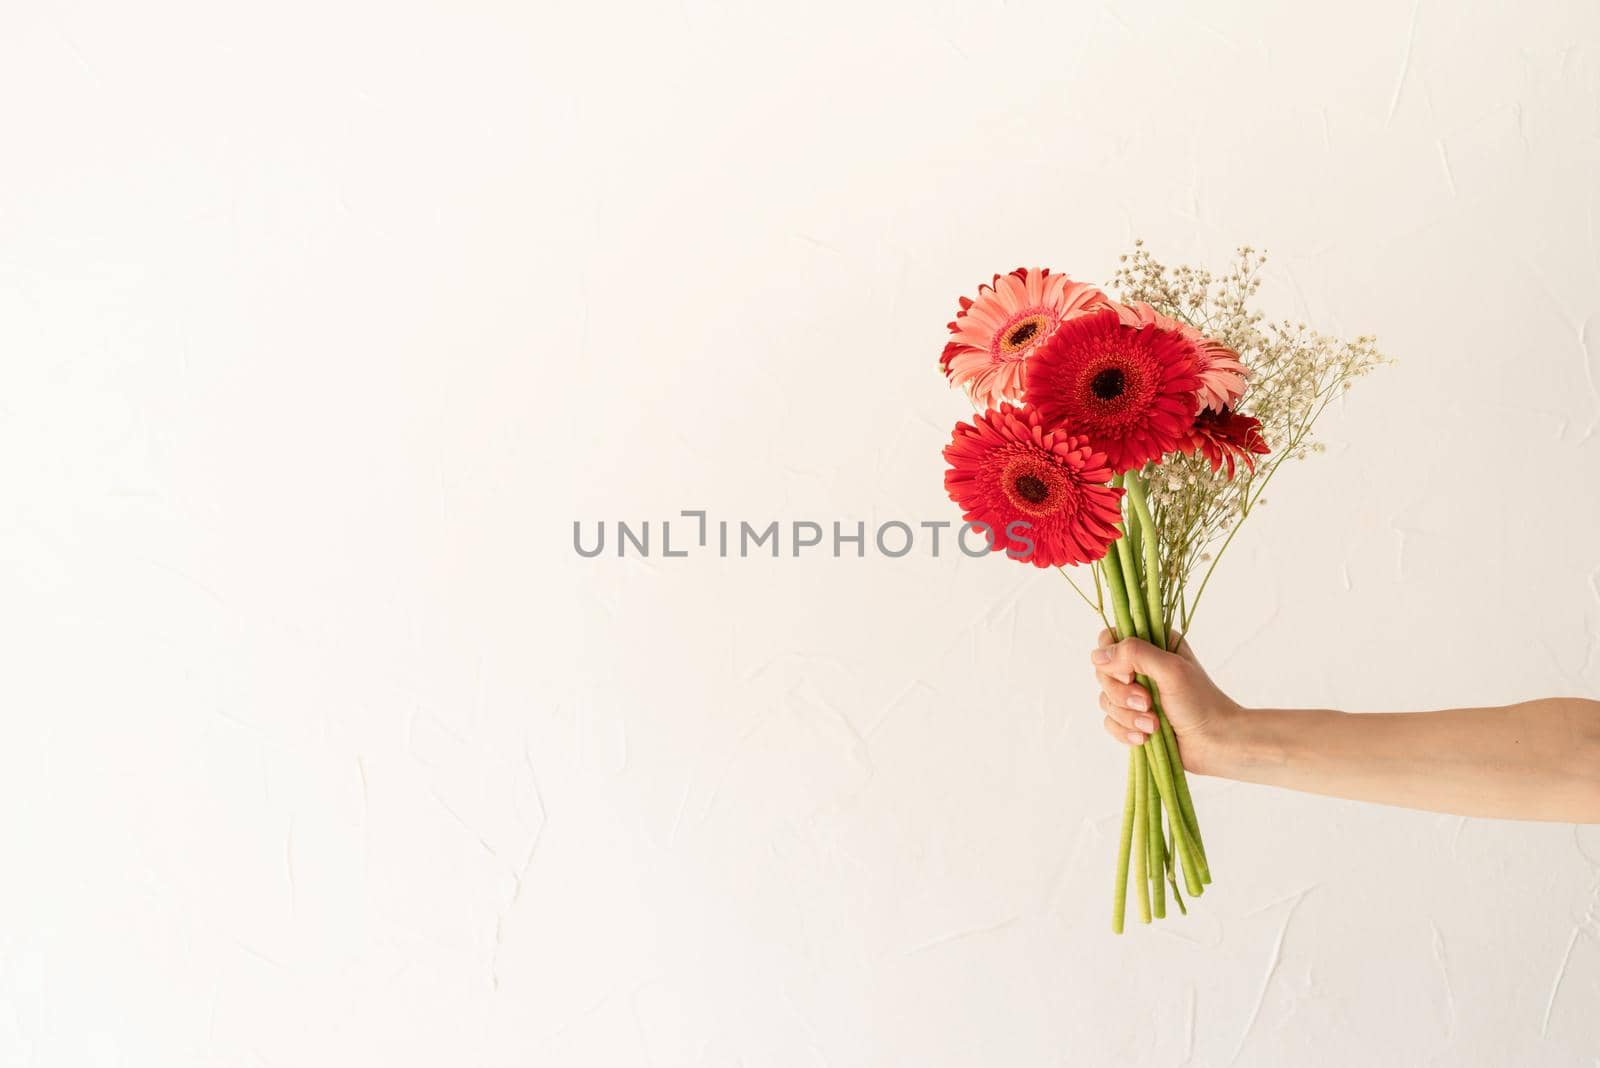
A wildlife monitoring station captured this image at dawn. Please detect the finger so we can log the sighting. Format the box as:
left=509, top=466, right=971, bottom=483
left=1100, top=679, right=1158, bottom=729
left=1090, top=636, right=1186, bottom=689
left=1099, top=692, right=1142, bottom=732
left=1100, top=690, right=1160, bottom=737
left=1097, top=663, right=1135, bottom=687
left=1094, top=635, right=1135, bottom=684
left=1103, top=715, right=1148, bottom=747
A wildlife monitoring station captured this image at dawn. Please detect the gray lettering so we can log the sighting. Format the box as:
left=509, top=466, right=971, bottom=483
left=681, top=509, right=707, bottom=546
left=662, top=520, right=688, bottom=557
left=876, top=521, right=913, bottom=558
left=833, top=521, right=865, bottom=557
left=573, top=521, right=605, bottom=558
left=1004, top=520, right=1034, bottom=561
left=741, top=521, right=778, bottom=557
left=958, top=522, right=993, bottom=557
left=618, top=520, right=649, bottom=557
left=792, top=521, right=823, bottom=556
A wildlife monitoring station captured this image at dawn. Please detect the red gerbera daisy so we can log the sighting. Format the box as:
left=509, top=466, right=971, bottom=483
left=940, top=268, right=1111, bottom=409
left=1114, top=302, right=1248, bottom=412
left=1023, top=306, right=1203, bottom=471
left=1191, top=336, right=1248, bottom=412
left=1186, top=407, right=1270, bottom=479
left=943, top=403, right=1125, bottom=568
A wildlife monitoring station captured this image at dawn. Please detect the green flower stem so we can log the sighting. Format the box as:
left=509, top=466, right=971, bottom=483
left=1125, top=471, right=1211, bottom=886
left=1156, top=692, right=1210, bottom=882
left=1140, top=704, right=1203, bottom=896
left=1147, top=759, right=1166, bottom=919
left=1129, top=489, right=1165, bottom=918
left=1122, top=473, right=1166, bottom=649
left=1100, top=553, right=1135, bottom=640
left=1104, top=554, right=1140, bottom=934
left=1111, top=526, right=1150, bottom=641
left=1113, top=747, right=1136, bottom=934
left=1101, top=535, right=1203, bottom=897
left=1124, top=482, right=1144, bottom=576
left=1165, top=827, right=1188, bottom=916
left=1140, top=673, right=1210, bottom=878
left=1131, top=745, right=1151, bottom=925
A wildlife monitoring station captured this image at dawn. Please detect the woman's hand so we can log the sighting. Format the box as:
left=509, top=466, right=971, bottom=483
left=1091, top=629, right=1600, bottom=820
left=1090, top=629, right=1240, bottom=775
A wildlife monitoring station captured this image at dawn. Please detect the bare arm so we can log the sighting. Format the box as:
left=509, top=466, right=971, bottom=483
left=1090, top=631, right=1600, bottom=823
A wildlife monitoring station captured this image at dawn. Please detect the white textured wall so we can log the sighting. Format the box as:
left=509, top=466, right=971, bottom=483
left=4, top=1, right=1600, bottom=1064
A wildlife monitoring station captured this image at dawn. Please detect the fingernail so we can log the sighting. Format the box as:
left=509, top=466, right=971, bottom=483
left=1126, top=731, right=1145, bottom=744
left=1127, top=692, right=1148, bottom=712
left=1136, top=715, right=1157, bottom=733
left=1091, top=648, right=1112, bottom=664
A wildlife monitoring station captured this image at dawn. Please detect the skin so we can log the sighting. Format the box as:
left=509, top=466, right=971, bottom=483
left=1090, top=629, right=1600, bottom=823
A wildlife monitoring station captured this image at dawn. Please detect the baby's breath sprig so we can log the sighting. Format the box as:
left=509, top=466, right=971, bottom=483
left=1113, top=242, right=1391, bottom=631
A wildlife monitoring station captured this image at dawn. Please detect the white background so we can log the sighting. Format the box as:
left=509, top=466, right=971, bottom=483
left=4, top=0, right=1600, bottom=1064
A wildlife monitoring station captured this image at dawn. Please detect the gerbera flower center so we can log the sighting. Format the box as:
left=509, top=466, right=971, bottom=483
left=1091, top=367, right=1126, bottom=400
left=999, top=454, right=1071, bottom=516
left=1008, top=321, right=1040, bottom=347
left=1013, top=474, right=1049, bottom=504
left=995, top=311, right=1055, bottom=361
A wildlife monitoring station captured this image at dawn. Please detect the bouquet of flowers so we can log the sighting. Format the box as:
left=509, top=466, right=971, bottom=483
left=936, top=243, right=1387, bottom=932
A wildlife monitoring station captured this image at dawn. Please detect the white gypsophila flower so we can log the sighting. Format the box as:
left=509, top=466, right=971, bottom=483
left=1111, top=242, right=1390, bottom=625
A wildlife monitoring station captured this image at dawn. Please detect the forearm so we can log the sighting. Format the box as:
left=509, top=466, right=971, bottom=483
left=1197, top=699, right=1600, bottom=822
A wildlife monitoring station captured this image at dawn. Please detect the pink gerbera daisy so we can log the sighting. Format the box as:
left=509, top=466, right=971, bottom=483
left=1024, top=306, right=1203, bottom=472
left=943, top=403, right=1125, bottom=568
left=1190, top=336, right=1248, bottom=412
left=1114, top=302, right=1248, bottom=411
left=940, top=268, right=1110, bottom=410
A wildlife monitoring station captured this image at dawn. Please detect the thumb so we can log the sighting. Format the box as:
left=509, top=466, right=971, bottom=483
left=1091, top=636, right=1189, bottom=689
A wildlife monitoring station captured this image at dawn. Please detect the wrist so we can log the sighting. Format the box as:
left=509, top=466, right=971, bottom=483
left=1196, top=706, right=1336, bottom=781
left=1185, top=702, right=1267, bottom=778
